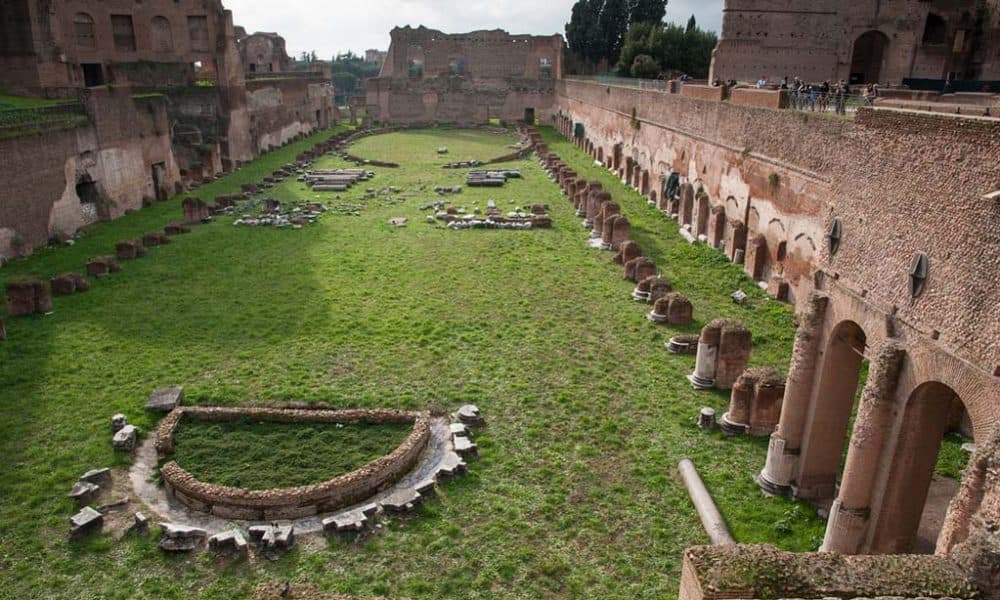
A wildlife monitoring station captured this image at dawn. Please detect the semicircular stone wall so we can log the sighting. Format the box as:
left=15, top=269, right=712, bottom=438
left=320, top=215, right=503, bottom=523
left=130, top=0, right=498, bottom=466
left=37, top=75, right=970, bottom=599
left=155, top=406, right=432, bottom=521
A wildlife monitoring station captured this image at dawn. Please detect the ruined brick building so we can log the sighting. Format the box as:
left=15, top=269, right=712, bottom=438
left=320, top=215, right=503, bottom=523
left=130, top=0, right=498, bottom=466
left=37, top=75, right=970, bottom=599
left=0, top=0, right=336, bottom=258
left=710, top=0, right=1000, bottom=85
left=366, top=26, right=563, bottom=124
left=556, top=70, right=998, bottom=595
left=236, top=30, right=293, bottom=75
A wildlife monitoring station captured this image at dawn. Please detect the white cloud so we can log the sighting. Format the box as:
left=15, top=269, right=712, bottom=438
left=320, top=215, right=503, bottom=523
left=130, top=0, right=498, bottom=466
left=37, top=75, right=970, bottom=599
left=224, top=0, right=723, bottom=58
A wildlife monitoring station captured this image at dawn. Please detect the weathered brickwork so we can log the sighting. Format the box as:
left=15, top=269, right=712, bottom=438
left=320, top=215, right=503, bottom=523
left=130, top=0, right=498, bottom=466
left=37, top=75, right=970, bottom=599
left=367, top=27, right=563, bottom=125
left=710, top=0, right=1000, bottom=85
left=558, top=78, right=999, bottom=561
left=0, top=0, right=336, bottom=258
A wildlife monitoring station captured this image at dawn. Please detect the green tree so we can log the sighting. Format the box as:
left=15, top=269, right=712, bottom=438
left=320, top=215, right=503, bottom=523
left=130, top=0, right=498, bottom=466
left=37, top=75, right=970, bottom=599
left=630, top=0, right=667, bottom=24
left=599, top=0, right=631, bottom=65
left=630, top=54, right=661, bottom=78
left=615, top=18, right=718, bottom=78
left=566, top=0, right=607, bottom=63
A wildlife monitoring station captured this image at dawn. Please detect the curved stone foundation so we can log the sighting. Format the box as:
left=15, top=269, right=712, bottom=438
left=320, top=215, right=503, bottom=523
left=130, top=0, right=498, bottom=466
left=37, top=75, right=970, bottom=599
left=155, top=407, right=431, bottom=521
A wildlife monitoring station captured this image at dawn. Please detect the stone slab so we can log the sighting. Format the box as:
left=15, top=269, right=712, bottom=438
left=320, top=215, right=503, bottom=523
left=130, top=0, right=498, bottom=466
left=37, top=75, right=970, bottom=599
left=146, top=387, right=183, bottom=412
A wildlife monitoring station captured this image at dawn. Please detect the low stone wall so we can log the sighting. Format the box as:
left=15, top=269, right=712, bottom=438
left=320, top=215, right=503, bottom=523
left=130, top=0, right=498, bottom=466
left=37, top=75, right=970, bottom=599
left=678, top=544, right=979, bottom=600
left=156, top=407, right=431, bottom=521
left=681, top=84, right=726, bottom=102
left=730, top=88, right=788, bottom=110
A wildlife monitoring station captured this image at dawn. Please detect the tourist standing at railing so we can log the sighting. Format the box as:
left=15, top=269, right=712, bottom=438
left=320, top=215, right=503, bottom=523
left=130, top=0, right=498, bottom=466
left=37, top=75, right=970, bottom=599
left=834, top=80, right=850, bottom=115
left=818, top=81, right=831, bottom=112
left=756, top=76, right=767, bottom=89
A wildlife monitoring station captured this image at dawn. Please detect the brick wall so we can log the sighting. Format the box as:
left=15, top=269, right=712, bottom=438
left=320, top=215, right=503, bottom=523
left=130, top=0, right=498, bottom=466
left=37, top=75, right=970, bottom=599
left=557, top=79, right=1000, bottom=377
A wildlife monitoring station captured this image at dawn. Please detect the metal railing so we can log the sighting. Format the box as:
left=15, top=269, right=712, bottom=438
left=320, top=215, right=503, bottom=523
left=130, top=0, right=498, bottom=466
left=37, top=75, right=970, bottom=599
left=566, top=74, right=673, bottom=91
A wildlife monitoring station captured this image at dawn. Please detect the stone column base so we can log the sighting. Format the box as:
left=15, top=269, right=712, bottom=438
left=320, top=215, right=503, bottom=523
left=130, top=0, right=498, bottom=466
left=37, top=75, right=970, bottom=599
left=821, top=499, right=869, bottom=554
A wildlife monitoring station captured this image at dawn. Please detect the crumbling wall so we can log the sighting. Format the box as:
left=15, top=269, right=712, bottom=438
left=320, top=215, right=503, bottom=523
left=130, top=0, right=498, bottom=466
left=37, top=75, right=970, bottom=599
left=368, top=26, right=562, bottom=125
left=0, top=89, right=180, bottom=258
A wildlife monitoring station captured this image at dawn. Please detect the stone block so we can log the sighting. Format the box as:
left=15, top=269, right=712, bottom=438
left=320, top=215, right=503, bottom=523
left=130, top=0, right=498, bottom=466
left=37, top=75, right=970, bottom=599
left=68, top=481, right=100, bottom=506
left=113, top=425, right=137, bottom=452
left=158, top=522, right=206, bottom=552
left=457, top=404, right=485, bottom=426
left=264, top=504, right=317, bottom=521
left=80, top=468, right=112, bottom=489
left=381, top=488, right=421, bottom=513
left=453, top=435, right=479, bottom=459
left=146, top=387, right=183, bottom=412
left=111, top=414, right=127, bottom=432
left=70, top=506, right=103, bottom=537
left=211, top=503, right=264, bottom=521
left=208, top=529, right=248, bottom=556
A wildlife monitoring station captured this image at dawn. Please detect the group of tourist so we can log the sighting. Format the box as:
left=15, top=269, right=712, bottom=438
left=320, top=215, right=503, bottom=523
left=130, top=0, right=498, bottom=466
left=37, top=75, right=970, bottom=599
left=771, top=76, right=870, bottom=115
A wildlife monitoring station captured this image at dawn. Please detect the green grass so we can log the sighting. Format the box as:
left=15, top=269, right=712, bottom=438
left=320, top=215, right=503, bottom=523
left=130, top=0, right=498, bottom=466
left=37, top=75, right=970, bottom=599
left=0, top=91, right=76, bottom=109
left=0, top=124, right=868, bottom=599
left=170, top=418, right=414, bottom=489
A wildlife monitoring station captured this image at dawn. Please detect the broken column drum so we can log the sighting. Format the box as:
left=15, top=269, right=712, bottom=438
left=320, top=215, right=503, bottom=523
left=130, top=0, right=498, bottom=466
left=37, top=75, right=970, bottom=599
left=595, top=202, right=621, bottom=241
left=720, top=367, right=787, bottom=436
left=689, top=322, right=722, bottom=389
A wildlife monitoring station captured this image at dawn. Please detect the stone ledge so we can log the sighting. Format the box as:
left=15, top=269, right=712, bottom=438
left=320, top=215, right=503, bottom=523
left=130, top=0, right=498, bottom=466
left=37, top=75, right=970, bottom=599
left=679, top=544, right=978, bottom=600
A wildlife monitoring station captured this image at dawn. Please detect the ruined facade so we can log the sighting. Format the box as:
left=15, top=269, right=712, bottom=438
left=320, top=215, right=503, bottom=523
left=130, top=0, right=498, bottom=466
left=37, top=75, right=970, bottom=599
left=710, top=0, right=1000, bottom=85
left=0, top=0, right=237, bottom=95
left=0, top=0, right=336, bottom=258
left=366, top=27, right=563, bottom=125
left=556, top=78, right=999, bottom=559
left=238, top=32, right=293, bottom=75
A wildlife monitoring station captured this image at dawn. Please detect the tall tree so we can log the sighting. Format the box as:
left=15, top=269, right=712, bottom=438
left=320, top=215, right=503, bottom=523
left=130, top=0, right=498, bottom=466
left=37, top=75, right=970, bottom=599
left=630, top=0, right=667, bottom=24
left=599, top=0, right=631, bottom=65
left=686, top=15, right=697, bottom=33
left=566, top=0, right=606, bottom=62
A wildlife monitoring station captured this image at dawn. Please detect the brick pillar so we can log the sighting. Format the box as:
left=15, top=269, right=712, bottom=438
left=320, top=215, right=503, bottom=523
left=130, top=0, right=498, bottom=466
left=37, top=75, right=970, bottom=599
left=821, top=340, right=905, bottom=554
left=758, top=291, right=829, bottom=496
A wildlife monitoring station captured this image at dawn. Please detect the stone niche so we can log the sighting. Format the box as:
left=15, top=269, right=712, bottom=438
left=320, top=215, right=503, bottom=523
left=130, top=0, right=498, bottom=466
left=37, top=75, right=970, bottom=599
left=688, top=319, right=751, bottom=390
left=720, top=367, right=786, bottom=436
left=155, top=406, right=431, bottom=521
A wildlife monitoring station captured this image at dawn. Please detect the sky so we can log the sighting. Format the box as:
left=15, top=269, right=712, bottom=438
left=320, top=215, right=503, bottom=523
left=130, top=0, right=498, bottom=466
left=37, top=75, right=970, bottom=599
left=224, top=0, right=724, bottom=59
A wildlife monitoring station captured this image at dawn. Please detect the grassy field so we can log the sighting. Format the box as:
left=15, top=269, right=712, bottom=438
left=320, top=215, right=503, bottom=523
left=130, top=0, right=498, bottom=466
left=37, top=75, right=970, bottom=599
left=170, top=419, right=414, bottom=489
left=0, top=125, right=960, bottom=599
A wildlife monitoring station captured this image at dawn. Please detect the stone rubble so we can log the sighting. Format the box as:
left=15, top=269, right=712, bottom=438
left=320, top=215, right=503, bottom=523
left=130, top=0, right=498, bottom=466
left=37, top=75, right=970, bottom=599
left=112, top=424, right=138, bottom=452
left=158, top=522, right=207, bottom=552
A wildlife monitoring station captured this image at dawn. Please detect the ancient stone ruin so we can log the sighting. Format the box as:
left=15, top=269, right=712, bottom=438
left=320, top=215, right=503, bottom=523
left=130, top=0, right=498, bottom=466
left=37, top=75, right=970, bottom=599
left=720, top=367, right=786, bottom=436
left=688, top=319, right=752, bottom=390
left=4, top=278, right=53, bottom=316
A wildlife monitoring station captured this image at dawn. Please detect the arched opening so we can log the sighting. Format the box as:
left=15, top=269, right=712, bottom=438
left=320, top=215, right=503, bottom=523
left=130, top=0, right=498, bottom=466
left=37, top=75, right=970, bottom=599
left=796, top=320, right=868, bottom=499
left=922, top=14, right=948, bottom=45
left=641, top=170, right=650, bottom=196
left=73, top=13, right=95, bottom=48
left=612, top=144, right=622, bottom=171
left=849, top=31, right=889, bottom=84
left=694, top=191, right=710, bottom=237
left=625, top=158, right=634, bottom=183
left=151, top=16, right=173, bottom=52
left=597, top=147, right=605, bottom=164
left=871, top=382, right=970, bottom=554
